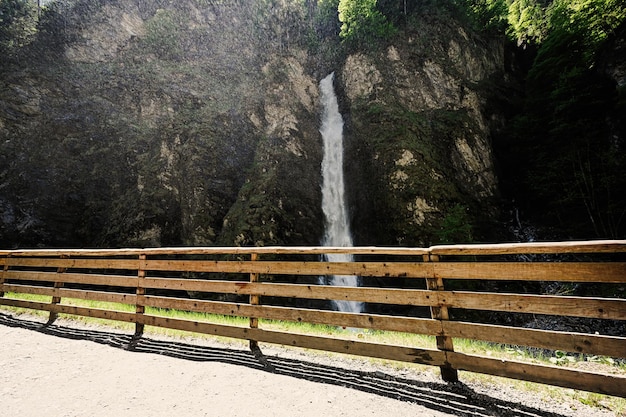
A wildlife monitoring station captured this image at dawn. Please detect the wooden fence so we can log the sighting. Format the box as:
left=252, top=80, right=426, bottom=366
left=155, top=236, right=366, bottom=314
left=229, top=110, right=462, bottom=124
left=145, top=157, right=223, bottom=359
left=1, top=240, right=625, bottom=397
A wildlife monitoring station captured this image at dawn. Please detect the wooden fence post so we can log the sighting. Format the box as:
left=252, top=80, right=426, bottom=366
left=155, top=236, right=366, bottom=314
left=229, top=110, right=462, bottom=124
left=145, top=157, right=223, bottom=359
left=0, top=255, right=8, bottom=298
left=249, top=253, right=260, bottom=351
left=135, top=254, right=146, bottom=337
left=424, top=253, right=458, bottom=383
left=47, top=255, right=68, bottom=324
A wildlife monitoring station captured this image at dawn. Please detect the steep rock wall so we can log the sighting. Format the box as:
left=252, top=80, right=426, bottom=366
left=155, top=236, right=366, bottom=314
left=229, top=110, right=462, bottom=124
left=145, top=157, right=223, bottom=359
left=340, top=14, right=503, bottom=246
left=0, top=0, right=505, bottom=248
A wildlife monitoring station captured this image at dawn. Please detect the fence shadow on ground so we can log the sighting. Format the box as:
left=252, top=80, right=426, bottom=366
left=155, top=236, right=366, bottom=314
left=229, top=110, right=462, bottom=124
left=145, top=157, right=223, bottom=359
left=0, top=312, right=571, bottom=417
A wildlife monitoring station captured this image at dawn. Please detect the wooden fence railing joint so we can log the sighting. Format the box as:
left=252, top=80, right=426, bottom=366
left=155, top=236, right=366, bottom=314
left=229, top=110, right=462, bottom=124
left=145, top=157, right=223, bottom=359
left=135, top=254, right=147, bottom=337
left=47, top=254, right=68, bottom=325
left=424, top=253, right=458, bottom=382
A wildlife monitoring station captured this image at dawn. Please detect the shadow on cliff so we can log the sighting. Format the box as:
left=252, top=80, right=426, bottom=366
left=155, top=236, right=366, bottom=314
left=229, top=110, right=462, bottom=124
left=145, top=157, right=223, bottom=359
left=0, top=312, right=570, bottom=417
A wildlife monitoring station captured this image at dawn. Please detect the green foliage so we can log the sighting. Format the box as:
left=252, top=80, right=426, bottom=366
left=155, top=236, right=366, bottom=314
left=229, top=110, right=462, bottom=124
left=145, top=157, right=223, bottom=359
left=454, top=0, right=625, bottom=48
left=507, top=0, right=547, bottom=44
left=459, top=0, right=509, bottom=33
left=546, top=0, right=626, bottom=62
left=376, top=0, right=421, bottom=26
left=338, top=0, right=396, bottom=45
left=436, top=203, right=473, bottom=244
left=455, top=0, right=549, bottom=43
left=0, top=0, right=38, bottom=55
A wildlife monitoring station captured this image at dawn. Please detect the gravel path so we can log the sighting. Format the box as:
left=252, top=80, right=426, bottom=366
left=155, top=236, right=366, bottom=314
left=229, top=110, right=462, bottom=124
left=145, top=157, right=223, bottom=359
left=0, top=312, right=620, bottom=417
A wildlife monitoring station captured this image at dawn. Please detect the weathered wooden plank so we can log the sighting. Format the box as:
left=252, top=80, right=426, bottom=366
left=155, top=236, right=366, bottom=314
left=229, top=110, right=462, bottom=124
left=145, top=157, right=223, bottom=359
left=2, top=284, right=136, bottom=305
left=431, top=240, right=626, bottom=256
left=139, top=278, right=437, bottom=306
left=3, top=240, right=624, bottom=258
left=139, top=314, right=446, bottom=366
left=0, top=297, right=136, bottom=323
left=434, top=262, right=626, bottom=283
left=142, top=295, right=441, bottom=335
left=0, top=298, right=55, bottom=311
left=443, top=322, right=626, bottom=358
left=8, top=258, right=621, bottom=284
left=4, top=270, right=137, bottom=287
left=142, top=259, right=433, bottom=278
left=249, top=328, right=446, bottom=366
left=48, top=304, right=137, bottom=323
left=0, top=246, right=431, bottom=257
left=3, top=257, right=139, bottom=271
left=441, top=291, right=626, bottom=320
left=447, top=351, right=626, bottom=397
left=9, top=256, right=621, bottom=284
left=137, top=246, right=429, bottom=257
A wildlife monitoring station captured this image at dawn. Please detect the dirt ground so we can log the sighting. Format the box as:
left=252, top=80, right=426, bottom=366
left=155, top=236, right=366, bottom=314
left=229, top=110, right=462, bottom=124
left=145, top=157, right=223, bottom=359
left=0, top=311, right=620, bottom=417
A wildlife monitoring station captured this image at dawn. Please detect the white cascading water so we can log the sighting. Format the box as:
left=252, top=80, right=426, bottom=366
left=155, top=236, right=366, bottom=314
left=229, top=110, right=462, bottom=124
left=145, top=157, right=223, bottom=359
left=319, top=72, right=363, bottom=313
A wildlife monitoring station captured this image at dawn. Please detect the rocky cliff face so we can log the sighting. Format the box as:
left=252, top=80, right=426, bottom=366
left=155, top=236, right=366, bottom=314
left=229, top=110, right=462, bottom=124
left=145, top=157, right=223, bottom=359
left=0, top=0, right=506, bottom=248
left=338, top=14, right=503, bottom=245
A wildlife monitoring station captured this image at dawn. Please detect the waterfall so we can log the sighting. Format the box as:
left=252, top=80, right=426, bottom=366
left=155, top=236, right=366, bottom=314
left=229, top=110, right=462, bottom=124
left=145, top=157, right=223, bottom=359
left=319, top=72, right=363, bottom=313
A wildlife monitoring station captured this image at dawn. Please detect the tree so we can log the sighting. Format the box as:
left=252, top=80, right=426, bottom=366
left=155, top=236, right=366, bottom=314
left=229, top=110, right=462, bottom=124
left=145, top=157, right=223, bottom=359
left=377, top=0, right=416, bottom=25
left=338, top=0, right=395, bottom=45
left=507, top=0, right=546, bottom=45
left=460, top=0, right=509, bottom=33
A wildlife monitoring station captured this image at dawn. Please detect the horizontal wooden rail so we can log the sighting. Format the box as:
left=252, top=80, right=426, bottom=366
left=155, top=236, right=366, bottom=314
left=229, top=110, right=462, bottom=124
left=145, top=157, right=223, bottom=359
left=443, top=322, right=624, bottom=358
left=429, top=240, right=626, bottom=255
left=446, top=351, right=621, bottom=395
left=4, top=270, right=137, bottom=287
left=140, top=278, right=435, bottom=305
left=2, top=258, right=140, bottom=270
left=1, top=284, right=137, bottom=305
left=434, top=262, right=626, bottom=283
left=2, top=239, right=625, bottom=257
left=1, top=240, right=625, bottom=398
left=142, top=259, right=432, bottom=277
left=440, top=291, right=626, bottom=320
left=4, top=257, right=624, bottom=283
